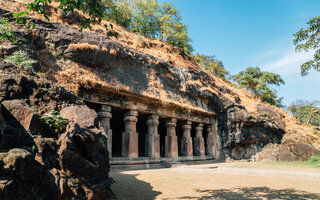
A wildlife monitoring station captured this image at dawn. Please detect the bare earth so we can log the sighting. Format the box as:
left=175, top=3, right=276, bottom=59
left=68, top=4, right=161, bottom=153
left=110, top=162, right=320, bottom=200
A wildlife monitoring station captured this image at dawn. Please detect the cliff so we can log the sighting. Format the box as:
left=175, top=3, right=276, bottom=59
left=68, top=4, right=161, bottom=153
left=0, top=1, right=320, bottom=199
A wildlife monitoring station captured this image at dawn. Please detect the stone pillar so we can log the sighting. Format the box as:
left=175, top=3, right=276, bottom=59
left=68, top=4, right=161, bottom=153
left=121, top=110, right=138, bottom=158
left=98, top=105, right=112, bottom=158
left=165, top=118, right=178, bottom=158
left=193, top=123, right=205, bottom=157
left=145, top=114, right=160, bottom=159
left=180, top=120, right=193, bottom=157
left=206, top=124, right=216, bottom=158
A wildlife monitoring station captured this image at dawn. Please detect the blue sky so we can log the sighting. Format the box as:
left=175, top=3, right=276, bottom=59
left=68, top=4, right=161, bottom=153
left=160, top=0, right=320, bottom=106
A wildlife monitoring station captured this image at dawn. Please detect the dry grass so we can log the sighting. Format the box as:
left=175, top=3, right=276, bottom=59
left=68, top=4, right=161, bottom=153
left=69, top=43, right=98, bottom=51
left=2, top=0, right=320, bottom=148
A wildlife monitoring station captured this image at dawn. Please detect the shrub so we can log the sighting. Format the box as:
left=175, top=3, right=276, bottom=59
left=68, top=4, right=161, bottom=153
left=41, top=110, right=69, bottom=135
left=3, top=50, right=37, bottom=68
left=0, top=18, right=18, bottom=44
left=308, top=155, right=320, bottom=164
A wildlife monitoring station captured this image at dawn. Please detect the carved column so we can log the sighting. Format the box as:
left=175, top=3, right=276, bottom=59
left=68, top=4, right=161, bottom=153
left=206, top=124, right=215, bottom=158
left=121, top=110, right=138, bottom=158
left=165, top=118, right=178, bottom=158
left=180, top=120, right=193, bottom=157
left=193, top=123, right=205, bottom=157
left=98, top=105, right=112, bottom=158
left=145, top=114, right=160, bottom=159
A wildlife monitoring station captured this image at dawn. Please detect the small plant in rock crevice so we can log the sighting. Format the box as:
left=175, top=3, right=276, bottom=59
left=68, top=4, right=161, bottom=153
left=3, top=50, right=37, bottom=68
left=41, top=110, right=68, bottom=135
left=0, top=18, right=18, bottom=44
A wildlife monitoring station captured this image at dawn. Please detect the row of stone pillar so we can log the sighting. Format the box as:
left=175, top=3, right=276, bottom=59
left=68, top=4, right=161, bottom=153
left=98, top=106, right=217, bottom=159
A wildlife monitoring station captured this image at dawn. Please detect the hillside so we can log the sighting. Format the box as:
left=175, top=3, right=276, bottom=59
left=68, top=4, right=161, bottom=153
left=1, top=0, right=320, bottom=156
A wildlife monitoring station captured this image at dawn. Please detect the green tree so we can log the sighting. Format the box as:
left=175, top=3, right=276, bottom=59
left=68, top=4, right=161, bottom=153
left=158, top=3, right=193, bottom=53
left=105, top=0, right=134, bottom=29
left=106, top=0, right=193, bottom=53
left=192, top=54, right=229, bottom=80
left=293, top=16, right=320, bottom=76
left=233, top=67, right=285, bottom=107
left=131, top=0, right=160, bottom=38
left=288, top=100, right=320, bottom=126
left=14, top=0, right=117, bottom=35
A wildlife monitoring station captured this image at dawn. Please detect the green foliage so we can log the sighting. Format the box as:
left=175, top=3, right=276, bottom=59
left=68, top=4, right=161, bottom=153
left=158, top=3, right=193, bottom=54
left=14, top=0, right=118, bottom=36
left=308, top=155, right=320, bottom=164
left=233, top=67, right=285, bottom=107
left=3, top=50, right=37, bottom=67
left=131, top=0, right=160, bottom=38
left=41, top=110, right=68, bottom=134
left=287, top=100, right=320, bottom=126
left=105, top=0, right=134, bottom=29
left=0, top=18, right=18, bottom=44
left=192, top=54, right=229, bottom=80
left=293, top=16, right=320, bottom=76
left=105, top=0, right=193, bottom=53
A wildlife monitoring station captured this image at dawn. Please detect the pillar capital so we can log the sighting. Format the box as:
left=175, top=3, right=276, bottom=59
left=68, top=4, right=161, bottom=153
left=195, top=123, right=203, bottom=138
left=182, top=120, right=192, bottom=131
left=147, top=114, right=159, bottom=128
left=124, top=110, right=138, bottom=117
left=166, top=118, right=177, bottom=127
left=100, top=105, right=111, bottom=112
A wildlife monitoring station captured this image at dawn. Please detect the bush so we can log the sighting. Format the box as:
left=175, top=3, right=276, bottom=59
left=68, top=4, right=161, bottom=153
left=0, top=18, right=18, bottom=44
left=41, top=110, right=69, bottom=135
left=3, top=50, right=37, bottom=67
left=308, top=155, right=320, bottom=164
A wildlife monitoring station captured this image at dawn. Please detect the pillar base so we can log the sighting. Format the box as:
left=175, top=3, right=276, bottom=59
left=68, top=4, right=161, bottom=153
left=145, top=134, right=160, bottom=159
left=121, top=131, right=139, bottom=158
left=194, top=137, right=205, bottom=157
left=181, top=136, right=193, bottom=156
left=165, top=135, right=178, bottom=158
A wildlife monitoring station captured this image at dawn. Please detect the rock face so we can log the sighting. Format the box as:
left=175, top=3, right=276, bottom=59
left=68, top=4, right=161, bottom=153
left=1, top=6, right=315, bottom=161
left=0, top=63, right=113, bottom=199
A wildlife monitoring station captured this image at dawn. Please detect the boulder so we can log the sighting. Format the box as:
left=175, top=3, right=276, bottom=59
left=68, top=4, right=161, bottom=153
left=0, top=148, right=43, bottom=200
left=33, top=136, right=59, bottom=169
left=60, top=105, right=100, bottom=128
left=2, top=100, right=48, bottom=135
left=57, top=122, right=112, bottom=199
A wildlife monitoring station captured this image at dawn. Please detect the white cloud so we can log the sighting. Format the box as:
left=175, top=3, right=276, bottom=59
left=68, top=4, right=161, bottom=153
left=261, top=47, right=314, bottom=76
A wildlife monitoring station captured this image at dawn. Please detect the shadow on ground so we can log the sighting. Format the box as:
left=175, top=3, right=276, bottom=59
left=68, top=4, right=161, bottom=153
left=110, top=172, right=161, bottom=200
left=175, top=187, right=320, bottom=200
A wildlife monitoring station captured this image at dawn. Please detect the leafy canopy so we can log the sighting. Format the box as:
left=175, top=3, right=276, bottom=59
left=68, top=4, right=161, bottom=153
left=293, top=16, right=320, bottom=76
left=14, top=0, right=118, bottom=36
left=105, top=0, right=193, bottom=54
left=233, top=67, right=285, bottom=107
left=287, top=100, right=320, bottom=126
left=192, top=54, right=229, bottom=80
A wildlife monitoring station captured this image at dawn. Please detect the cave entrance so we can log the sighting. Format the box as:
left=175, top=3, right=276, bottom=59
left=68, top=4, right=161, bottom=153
left=191, top=123, right=196, bottom=156
left=137, top=113, right=148, bottom=157
left=176, top=120, right=183, bottom=156
left=159, top=118, right=166, bottom=157
left=110, top=107, right=126, bottom=157
left=203, top=124, right=208, bottom=155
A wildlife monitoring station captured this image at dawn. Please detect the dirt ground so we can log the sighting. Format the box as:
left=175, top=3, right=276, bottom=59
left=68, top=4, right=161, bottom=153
left=110, top=162, right=320, bottom=200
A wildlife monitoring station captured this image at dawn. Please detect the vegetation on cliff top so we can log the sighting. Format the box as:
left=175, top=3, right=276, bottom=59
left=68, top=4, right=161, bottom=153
left=288, top=100, right=320, bottom=127
left=233, top=67, right=285, bottom=108
left=293, top=16, right=320, bottom=76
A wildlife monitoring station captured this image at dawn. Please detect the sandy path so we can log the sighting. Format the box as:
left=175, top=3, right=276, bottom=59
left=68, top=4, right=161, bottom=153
left=110, top=162, right=320, bottom=200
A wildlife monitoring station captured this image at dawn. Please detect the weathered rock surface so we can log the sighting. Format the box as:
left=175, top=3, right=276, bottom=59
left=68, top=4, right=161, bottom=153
left=0, top=62, right=113, bottom=199
left=1, top=6, right=316, bottom=161
left=2, top=100, right=48, bottom=135
left=255, top=132, right=320, bottom=161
